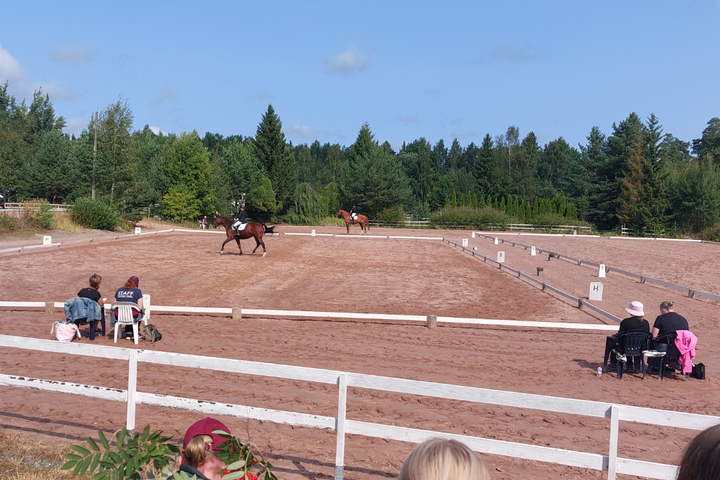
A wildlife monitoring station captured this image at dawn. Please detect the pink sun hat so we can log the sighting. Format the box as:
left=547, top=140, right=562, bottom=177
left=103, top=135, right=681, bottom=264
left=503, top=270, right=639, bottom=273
left=625, top=301, right=645, bottom=317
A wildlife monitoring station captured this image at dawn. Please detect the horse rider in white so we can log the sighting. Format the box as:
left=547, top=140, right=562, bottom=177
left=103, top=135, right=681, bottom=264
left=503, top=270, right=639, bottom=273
left=349, top=205, right=357, bottom=224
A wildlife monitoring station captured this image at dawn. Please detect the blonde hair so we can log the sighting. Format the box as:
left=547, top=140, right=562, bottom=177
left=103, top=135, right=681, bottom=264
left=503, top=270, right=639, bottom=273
left=398, top=438, right=490, bottom=480
left=660, top=300, right=674, bottom=311
left=182, top=434, right=218, bottom=468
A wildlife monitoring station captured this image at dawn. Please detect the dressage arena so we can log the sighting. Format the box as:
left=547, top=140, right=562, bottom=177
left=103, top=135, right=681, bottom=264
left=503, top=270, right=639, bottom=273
left=0, top=224, right=719, bottom=480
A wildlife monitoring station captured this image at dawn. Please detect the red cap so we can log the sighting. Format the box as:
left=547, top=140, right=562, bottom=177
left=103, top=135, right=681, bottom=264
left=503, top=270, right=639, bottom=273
left=182, top=417, right=230, bottom=450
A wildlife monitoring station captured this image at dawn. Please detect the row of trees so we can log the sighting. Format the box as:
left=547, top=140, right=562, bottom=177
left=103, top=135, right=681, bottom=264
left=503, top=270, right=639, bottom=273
left=1, top=81, right=720, bottom=234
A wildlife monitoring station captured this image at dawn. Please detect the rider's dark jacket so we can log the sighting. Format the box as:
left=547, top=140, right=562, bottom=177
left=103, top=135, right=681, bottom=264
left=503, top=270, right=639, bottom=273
left=235, top=209, right=247, bottom=223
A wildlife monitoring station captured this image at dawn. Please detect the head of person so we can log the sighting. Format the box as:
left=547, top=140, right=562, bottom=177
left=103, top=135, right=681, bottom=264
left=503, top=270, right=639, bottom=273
left=660, top=300, right=675, bottom=314
left=397, top=438, right=490, bottom=480
left=89, top=274, right=102, bottom=289
left=182, top=417, right=230, bottom=480
left=124, top=276, right=139, bottom=290
left=677, top=424, right=720, bottom=480
left=625, top=301, right=644, bottom=319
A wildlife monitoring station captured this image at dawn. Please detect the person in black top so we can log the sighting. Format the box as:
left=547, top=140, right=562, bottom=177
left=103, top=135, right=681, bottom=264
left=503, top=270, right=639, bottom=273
left=78, top=273, right=106, bottom=334
left=652, top=300, right=689, bottom=339
left=605, top=301, right=649, bottom=371
left=232, top=206, right=247, bottom=234
left=349, top=205, right=357, bottom=224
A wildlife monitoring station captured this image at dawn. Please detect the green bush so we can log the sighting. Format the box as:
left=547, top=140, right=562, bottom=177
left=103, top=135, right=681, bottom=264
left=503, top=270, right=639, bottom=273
left=699, top=222, right=720, bottom=242
left=19, top=199, right=54, bottom=229
left=430, top=206, right=512, bottom=229
left=70, top=198, right=121, bottom=231
left=0, top=214, right=13, bottom=232
left=376, top=205, right=405, bottom=223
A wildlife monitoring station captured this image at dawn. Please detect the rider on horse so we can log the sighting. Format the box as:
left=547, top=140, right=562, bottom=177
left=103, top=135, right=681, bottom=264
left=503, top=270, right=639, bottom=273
left=349, top=205, right=357, bottom=224
left=232, top=206, right=247, bottom=235
left=0, top=189, right=6, bottom=209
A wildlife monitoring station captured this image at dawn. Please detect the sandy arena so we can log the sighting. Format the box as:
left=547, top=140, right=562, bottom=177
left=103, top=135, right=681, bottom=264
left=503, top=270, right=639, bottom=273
left=0, top=223, right=718, bottom=480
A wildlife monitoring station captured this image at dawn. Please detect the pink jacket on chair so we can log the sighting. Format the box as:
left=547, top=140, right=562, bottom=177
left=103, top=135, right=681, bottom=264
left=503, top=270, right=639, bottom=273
left=674, top=330, right=697, bottom=374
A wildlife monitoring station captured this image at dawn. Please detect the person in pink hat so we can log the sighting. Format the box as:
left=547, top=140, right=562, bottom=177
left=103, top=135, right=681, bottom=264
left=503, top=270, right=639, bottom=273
left=177, top=417, right=230, bottom=480
left=604, top=301, right=650, bottom=371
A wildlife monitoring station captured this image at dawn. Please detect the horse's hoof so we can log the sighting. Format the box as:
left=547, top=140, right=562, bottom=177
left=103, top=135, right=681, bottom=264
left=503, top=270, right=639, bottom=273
left=263, top=253, right=266, bottom=257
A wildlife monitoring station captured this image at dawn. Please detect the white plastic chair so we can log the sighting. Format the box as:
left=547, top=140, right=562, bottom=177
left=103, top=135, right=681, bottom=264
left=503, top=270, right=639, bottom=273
left=112, top=302, right=145, bottom=344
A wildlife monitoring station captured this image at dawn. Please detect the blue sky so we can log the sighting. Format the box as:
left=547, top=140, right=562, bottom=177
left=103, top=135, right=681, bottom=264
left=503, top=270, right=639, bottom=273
left=2, top=0, right=719, bottom=151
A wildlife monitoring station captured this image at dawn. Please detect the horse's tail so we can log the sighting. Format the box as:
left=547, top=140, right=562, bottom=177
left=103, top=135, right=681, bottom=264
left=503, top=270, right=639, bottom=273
left=263, top=224, right=275, bottom=234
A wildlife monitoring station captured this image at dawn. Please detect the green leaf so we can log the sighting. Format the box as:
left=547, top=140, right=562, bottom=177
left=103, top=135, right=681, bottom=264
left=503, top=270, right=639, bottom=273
left=222, top=471, right=250, bottom=480
left=88, top=436, right=101, bottom=452
left=60, top=460, right=77, bottom=470
left=117, top=429, right=127, bottom=446
left=98, top=429, right=111, bottom=450
left=89, top=452, right=101, bottom=472
left=225, top=460, right=246, bottom=471
left=64, top=453, right=82, bottom=462
left=71, top=444, right=91, bottom=455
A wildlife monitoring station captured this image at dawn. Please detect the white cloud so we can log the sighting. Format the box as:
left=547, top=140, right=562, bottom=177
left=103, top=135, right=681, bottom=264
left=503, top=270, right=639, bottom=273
left=287, top=124, right=318, bottom=140
left=399, top=114, right=420, bottom=125
left=36, top=81, right=78, bottom=102
left=250, top=91, right=272, bottom=103
left=449, top=119, right=477, bottom=140
left=149, top=126, right=165, bottom=135
left=493, top=44, right=531, bottom=62
left=327, top=47, right=369, bottom=75
left=152, top=85, right=177, bottom=106
left=50, top=45, right=94, bottom=63
left=63, top=117, right=90, bottom=136
left=0, top=44, right=25, bottom=85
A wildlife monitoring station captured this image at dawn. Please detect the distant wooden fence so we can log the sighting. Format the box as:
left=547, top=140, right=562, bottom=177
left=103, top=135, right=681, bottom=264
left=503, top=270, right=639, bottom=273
left=0, top=334, right=716, bottom=480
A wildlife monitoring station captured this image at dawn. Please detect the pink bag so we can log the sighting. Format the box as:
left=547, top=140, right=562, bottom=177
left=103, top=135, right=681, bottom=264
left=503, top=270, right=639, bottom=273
left=51, top=322, right=81, bottom=342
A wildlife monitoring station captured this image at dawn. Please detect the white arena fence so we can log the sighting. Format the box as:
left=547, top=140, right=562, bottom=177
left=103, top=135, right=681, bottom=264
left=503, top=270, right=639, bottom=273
left=0, top=335, right=717, bottom=480
left=442, top=239, right=623, bottom=324
left=474, top=233, right=720, bottom=303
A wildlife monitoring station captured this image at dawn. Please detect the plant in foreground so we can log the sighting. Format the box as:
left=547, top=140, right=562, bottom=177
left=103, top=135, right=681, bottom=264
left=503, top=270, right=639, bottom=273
left=62, top=424, right=276, bottom=480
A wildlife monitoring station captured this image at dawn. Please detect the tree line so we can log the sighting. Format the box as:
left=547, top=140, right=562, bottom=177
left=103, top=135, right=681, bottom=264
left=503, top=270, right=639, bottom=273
left=1, top=81, right=720, bottom=235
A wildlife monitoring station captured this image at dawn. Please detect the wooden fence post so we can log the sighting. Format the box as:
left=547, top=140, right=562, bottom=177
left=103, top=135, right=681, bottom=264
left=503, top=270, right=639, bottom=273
left=45, top=302, right=54, bottom=314
left=426, top=315, right=437, bottom=329
left=232, top=308, right=242, bottom=320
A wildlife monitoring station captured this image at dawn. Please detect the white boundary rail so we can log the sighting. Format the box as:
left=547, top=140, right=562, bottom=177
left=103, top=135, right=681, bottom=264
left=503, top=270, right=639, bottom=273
left=473, top=233, right=720, bottom=303
left=0, top=335, right=717, bottom=480
left=442, top=238, right=622, bottom=324
left=0, top=301, right=619, bottom=332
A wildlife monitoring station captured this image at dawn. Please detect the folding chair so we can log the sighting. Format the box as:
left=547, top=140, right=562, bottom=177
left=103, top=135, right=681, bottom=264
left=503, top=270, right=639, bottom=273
left=603, top=331, right=651, bottom=379
left=112, top=302, right=144, bottom=344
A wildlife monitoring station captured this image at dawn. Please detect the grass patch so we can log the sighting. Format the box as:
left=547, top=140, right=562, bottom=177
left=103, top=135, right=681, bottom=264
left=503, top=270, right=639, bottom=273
left=51, top=212, right=82, bottom=233
left=0, top=428, right=76, bottom=480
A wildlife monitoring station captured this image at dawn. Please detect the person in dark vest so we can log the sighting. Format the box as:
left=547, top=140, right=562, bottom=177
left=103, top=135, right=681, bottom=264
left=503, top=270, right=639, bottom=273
left=232, top=206, right=247, bottom=234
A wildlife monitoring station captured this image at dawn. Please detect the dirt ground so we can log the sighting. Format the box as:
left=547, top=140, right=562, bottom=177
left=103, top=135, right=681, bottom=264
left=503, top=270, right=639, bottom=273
left=0, top=222, right=718, bottom=480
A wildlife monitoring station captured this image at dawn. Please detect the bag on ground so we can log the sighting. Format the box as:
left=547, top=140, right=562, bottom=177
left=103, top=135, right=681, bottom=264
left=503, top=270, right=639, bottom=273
left=143, top=324, right=162, bottom=343
left=692, top=363, right=705, bottom=380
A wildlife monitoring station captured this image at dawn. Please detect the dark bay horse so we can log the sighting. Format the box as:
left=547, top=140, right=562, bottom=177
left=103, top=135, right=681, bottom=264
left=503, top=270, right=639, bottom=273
left=336, top=209, right=369, bottom=235
left=213, top=214, right=267, bottom=256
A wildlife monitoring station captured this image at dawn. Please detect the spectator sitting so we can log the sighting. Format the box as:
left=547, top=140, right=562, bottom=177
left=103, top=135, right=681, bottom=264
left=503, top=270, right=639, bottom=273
left=112, top=276, right=144, bottom=339
left=677, top=424, right=720, bottom=480
left=652, top=300, right=689, bottom=340
left=650, top=300, right=690, bottom=371
left=178, top=417, right=230, bottom=480
left=605, top=301, right=649, bottom=371
left=398, top=438, right=490, bottom=480
left=77, top=273, right=106, bottom=334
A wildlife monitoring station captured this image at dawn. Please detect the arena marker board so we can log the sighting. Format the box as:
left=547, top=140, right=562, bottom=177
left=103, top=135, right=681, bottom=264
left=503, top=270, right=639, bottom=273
left=494, top=237, right=498, bottom=245
left=589, top=282, right=603, bottom=301
left=135, top=227, right=141, bottom=235
left=531, top=246, right=536, bottom=256
left=462, top=239, right=468, bottom=247
left=598, top=264, right=606, bottom=278
left=43, top=236, right=51, bottom=245
left=311, top=229, right=316, bottom=236
left=472, top=232, right=475, bottom=238
left=497, top=251, right=505, bottom=263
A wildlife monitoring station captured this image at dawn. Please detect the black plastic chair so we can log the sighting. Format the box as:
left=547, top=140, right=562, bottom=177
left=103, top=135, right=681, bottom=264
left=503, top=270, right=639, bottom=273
left=603, top=331, right=651, bottom=379
left=654, top=333, right=690, bottom=381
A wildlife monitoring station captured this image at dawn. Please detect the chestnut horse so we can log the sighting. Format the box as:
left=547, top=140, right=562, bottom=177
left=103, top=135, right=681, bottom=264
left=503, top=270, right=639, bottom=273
left=336, top=209, right=370, bottom=235
left=213, top=214, right=267, bottom=256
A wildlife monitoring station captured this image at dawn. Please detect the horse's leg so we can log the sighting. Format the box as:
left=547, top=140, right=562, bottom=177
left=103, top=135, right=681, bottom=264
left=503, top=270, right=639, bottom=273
left=220, top=236, right=231, bottom=254
left=346, top=220, right=350, bottom=235
left=236, top=237, right=242, bottom=255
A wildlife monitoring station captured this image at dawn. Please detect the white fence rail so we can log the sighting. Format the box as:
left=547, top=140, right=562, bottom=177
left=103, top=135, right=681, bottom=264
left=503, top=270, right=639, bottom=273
left=1, top=335, right=716, bottom=480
